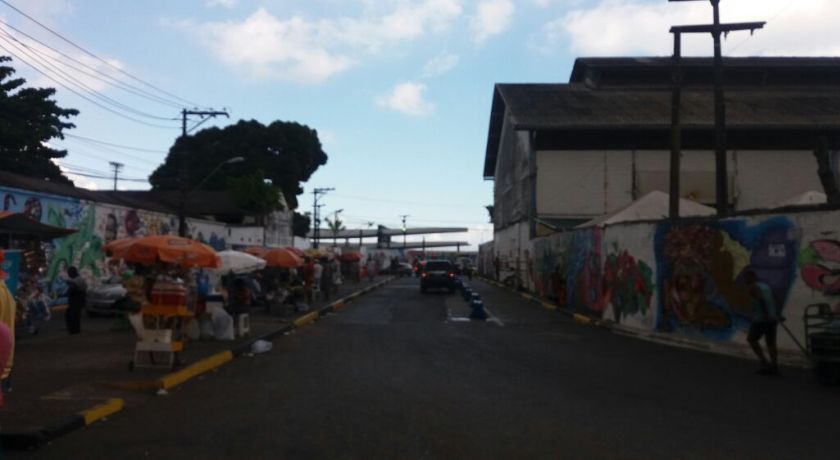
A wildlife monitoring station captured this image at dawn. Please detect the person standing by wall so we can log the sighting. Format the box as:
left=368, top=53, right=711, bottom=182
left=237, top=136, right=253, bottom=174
left=65, top=266, right=87, bottom=335
left=321, top=258, right=333, bottom=302
left=745, top=270, right=780, bottom=375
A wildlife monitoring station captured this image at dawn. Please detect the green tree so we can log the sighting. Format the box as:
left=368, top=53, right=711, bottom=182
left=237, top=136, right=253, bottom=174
left=293, top=211, right=311, bottom=238
left=0, top=56, right=78, bottom=184
left=226, top=169, right=282, bottom=222
left=149, top=119, right=328, bottom=209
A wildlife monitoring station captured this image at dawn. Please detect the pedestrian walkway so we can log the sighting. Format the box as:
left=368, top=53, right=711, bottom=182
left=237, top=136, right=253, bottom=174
left=0, top=276, right=385, bottom=436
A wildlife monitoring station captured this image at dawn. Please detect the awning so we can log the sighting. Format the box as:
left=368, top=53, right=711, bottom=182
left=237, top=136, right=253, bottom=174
left=0, top=211, right=78, bottom=241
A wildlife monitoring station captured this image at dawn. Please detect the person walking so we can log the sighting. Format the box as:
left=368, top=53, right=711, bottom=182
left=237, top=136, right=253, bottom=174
left=744, top=270, right=780, bottom=375
left=366, top=257, right=376, bottom=282
left=65, top=266, right=87, bottom=335
left=321, top=258, right=334, bottom=301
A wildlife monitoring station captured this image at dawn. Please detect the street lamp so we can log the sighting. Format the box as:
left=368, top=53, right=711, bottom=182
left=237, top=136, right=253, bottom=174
left=178, top=156, right=244, bottom=237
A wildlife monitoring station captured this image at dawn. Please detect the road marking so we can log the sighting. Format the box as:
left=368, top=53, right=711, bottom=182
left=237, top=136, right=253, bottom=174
left=483, top=306, right=505, bottom=326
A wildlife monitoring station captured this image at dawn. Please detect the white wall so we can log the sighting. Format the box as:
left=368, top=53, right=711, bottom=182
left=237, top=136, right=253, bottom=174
left=535, top=149, right=827, bottom=217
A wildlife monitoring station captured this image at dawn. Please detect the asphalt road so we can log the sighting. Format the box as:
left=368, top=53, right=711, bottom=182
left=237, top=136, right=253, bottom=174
left=17, top=277, right=840, bottom=459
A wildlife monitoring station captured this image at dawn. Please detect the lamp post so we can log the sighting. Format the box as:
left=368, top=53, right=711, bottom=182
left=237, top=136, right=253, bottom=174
left=178, top=156, right=244, bottom=237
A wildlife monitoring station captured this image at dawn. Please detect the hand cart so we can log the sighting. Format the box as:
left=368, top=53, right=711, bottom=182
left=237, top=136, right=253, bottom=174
left=129, top=303, right=192, bottom=371
left=804, top=303, right=840, bottom=384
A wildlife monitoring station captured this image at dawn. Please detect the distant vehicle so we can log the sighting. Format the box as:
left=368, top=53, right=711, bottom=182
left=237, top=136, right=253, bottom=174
left=86, top=276, right=127, bottom=316
left=420, top=260, right=456, bottom=294
left=385, top=262, right=413, bottom=277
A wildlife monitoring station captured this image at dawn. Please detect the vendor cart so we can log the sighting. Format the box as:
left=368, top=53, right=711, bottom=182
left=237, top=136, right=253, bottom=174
left=804, top=303, right=840, bottom=384
left=129, top=303, right=192, bottom=371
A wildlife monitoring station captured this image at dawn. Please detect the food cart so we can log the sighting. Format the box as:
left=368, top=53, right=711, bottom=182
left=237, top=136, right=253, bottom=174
left=104, top=235, right=220, bottom=371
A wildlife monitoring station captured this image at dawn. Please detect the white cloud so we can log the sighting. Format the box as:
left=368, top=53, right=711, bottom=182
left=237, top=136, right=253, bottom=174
left=542, top=0, right=840, bottom=57
left=52, top=159, right=99, bottom=190
left=376, top=82, right=434, bottom=117
left=176, top=1, right=463, bottom=84
left=206, top=0, right=237, bottom=8
left=471, top=0, right=514, bottom=44
left=421, top=52, right=459, bottom=78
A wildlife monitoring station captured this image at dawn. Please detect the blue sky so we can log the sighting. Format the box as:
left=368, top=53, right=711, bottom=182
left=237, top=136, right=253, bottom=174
left=1, top=0, right=835, bottom=248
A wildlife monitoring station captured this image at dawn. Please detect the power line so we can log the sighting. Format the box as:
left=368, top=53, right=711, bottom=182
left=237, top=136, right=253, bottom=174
left=725, top=0, right=796, bottom=55
left=0, top=18, right=186, bottom=109
left=0, top=30, right=177, bottom=121
left=0, top=40, right=180, bottom=129
left=63, top=170, right=148, bottom=182
left=64, top=133, right=166, bottom=153
left=0, top=0, right=205, bottom=108
left=62, top=137, right=163, bottom=166
left=332, top=192, right=481, bottom=208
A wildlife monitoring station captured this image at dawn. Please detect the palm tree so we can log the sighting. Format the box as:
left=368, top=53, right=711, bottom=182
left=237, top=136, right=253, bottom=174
left=325, top=217, right=346, bottom=246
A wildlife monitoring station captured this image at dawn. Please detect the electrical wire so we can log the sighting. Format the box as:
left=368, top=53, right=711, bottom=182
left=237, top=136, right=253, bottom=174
left=332, top=193, right=482, bottom=209
left=0, top=30, right=176, bottom=121
left=0, top=40, right=180, bottom=129
left=63, top=170, right=148, bottom=182
left=62, top=137, right=163, bottom=166
left=0, top=18, right=186, bottom=109
left=725, top=0, right=797, bottom=55
left=0, top=0, right=206, bottom=108
left=64, top=133, right=166, bottom=153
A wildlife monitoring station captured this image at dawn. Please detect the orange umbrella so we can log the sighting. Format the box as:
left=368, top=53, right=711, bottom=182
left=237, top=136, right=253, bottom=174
left=284, top=246, right=305, bottom=258
left=261, top=248, right=304, bottom=268
left=104, top=235, right=221, bottom=268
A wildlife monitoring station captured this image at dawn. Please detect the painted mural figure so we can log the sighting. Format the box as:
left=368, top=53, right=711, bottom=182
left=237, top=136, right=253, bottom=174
left=745, top=270, right=780, bottom=375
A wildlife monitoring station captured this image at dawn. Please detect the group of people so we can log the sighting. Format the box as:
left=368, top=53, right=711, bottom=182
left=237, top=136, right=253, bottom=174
left=302, top=256, right=343, bottom=303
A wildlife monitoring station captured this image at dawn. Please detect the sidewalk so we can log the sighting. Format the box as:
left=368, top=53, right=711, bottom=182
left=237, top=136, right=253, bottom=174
left=0, top=276, right=387, bottom=437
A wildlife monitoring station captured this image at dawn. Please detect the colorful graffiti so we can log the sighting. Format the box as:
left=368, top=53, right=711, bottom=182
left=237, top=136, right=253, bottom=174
left=655, top=216, right=798, bottom=339
left=603, top=244, right=654, bottom=323
left=533, top=228, right=604, bottom=316
left=799, top=240, right=840, bottom=311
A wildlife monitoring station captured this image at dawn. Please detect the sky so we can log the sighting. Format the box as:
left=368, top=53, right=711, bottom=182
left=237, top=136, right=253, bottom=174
left=1, top=0, right=837, bottom=249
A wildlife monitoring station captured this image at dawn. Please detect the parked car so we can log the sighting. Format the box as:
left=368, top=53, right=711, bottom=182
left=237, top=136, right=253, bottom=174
left=420, top=260, right=456, bottom=293
left=86, top=276, right=127, bottom=316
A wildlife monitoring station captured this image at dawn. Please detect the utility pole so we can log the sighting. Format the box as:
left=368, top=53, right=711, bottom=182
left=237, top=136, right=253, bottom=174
left=399, top=214, right=409, bottom=248
left=109, top=161, right=123, bottom=191
left=332, top=209, right=343, bottom=247
left=312, top=188, right=334, bottom=249
left=181, top=108, right=230, bottom=138
left=668, top=0, right=764, bottom=216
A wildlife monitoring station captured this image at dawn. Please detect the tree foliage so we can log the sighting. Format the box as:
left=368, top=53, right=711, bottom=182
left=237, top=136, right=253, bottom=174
left=226, top=169, right=282, bottom=217
left=293, top=211, right=311, bottom=238
left=0, top=56, right=78, bottom=184
left=149, top=119, right=328, bottom=209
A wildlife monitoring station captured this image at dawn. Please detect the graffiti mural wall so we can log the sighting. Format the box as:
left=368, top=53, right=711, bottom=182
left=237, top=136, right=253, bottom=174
left=2, top=187, right=104, bottom=293
left=654, top=216, right=798, bottom=340
left=504, top=209, right=840, bottom=352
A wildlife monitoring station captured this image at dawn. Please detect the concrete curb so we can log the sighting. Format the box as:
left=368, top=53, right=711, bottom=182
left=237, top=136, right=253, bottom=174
left=1, top=398, right=125, bottom=451
left=1, top=277, right=396, bottom=451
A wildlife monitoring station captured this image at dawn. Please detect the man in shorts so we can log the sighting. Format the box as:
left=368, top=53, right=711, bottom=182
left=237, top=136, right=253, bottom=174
left=745, top=270, right=779, bottom=375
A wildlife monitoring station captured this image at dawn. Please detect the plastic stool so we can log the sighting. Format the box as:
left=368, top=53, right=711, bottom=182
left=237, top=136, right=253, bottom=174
left=235, top=313, right=250, bottom=337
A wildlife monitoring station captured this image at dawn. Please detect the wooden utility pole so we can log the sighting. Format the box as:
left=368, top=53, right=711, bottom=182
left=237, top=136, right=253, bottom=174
left=668, top=0, right=764, bottom=217
left=109, top=161, right=123, bottom=191
left=181, top=108, right=229, bottom=137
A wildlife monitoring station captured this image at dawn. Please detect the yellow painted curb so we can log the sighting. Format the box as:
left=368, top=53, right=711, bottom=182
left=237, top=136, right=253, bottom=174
left=573, top=313, right=593, bottom=325
left=81, top=398, right=124, bottom=425
left=520, top=293, right=532, bottom=300
left=331, top=300, right=345, bottom=312
left=294, top=311, right=319, bottom=328
left=542, top=302, right=557, bottom=311
left=159, top=350, right=233, bottom=390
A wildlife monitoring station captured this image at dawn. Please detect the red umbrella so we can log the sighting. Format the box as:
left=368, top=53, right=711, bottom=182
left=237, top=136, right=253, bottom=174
left=261, top=248, right=304, bottom=268
left=340, top=252, right=363, bottom=262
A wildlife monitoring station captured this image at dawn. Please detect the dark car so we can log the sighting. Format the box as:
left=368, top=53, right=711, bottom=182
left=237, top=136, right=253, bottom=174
left=420, top=260, right=456, bottom=293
